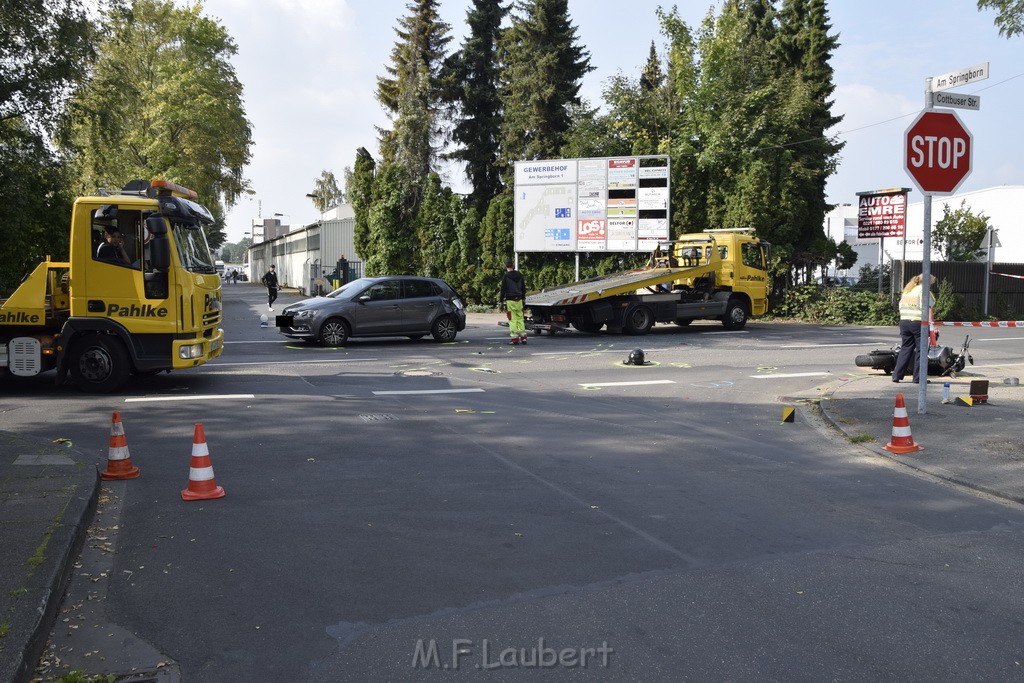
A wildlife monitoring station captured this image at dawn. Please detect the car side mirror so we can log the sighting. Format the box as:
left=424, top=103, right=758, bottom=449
left=357, top=294, right=371, bottom=303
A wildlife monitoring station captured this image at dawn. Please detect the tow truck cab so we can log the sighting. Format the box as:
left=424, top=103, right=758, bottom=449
left=0, top=179, right=224, bottom=392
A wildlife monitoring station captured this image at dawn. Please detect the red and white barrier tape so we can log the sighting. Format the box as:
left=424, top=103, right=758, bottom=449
left=933, top=320, right=1024, bottom=328
left=992, top=272, right=1024, bottom=281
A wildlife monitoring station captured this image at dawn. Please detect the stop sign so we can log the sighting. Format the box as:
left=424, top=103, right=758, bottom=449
left=905, top=110, right=973, bottom=194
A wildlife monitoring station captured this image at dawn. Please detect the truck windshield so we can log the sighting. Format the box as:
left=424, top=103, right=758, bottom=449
left=172, top=221, right=217, bottom=274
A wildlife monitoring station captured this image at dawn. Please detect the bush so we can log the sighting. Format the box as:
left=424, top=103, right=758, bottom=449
left=770, top=285, right=899, bottom=325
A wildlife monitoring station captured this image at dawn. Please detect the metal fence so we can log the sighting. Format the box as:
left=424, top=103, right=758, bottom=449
left=893, top=260, right=1024, bottom=318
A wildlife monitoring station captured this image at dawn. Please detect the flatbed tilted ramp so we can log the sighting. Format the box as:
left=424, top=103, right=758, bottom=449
left=526, top=265, right=714, bottom=307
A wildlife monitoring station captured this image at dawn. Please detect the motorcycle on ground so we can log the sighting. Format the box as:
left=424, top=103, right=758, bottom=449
left=855, top=333, right=974, bottom=377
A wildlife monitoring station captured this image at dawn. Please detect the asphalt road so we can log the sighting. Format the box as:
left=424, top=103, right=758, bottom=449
left=13, top=283, right=1024, bottom=681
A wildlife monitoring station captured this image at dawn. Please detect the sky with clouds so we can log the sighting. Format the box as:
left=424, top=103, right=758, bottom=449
left=192, top=0, right=1024, bottom=245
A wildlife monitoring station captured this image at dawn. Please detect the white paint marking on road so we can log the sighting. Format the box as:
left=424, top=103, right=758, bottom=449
left=750, top=372, right=830, bottom=379
left=372, top=388, right=485, bottom=396
left=577, top=380, right=677, bottom=388
left=530, top=349, right=628, bottom=356
left=207, top=358, right=377, bottom=367
left=124, top=394, right=256, bottom=403
left=779, top=342, right=890, bottom=349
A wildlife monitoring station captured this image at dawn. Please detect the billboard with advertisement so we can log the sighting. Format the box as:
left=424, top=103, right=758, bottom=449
left=513, top=156, right=670, bottom=252
left=857, top=188, right=910, bottom=239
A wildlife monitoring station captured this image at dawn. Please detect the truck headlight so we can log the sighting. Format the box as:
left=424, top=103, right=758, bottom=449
left=179, top=343, right=204, bottom=359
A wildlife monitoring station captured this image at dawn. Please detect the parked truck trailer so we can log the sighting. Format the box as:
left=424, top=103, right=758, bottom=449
left=525, top=230, right=771, bottom=335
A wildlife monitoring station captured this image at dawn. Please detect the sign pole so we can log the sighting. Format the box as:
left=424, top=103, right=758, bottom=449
left=917, top=79, right=934, bottom=414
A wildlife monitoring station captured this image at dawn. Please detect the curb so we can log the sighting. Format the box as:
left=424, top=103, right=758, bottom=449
left=811, top=377, right=1024, bottom=508
left=0, top=453, right=99, bottom=683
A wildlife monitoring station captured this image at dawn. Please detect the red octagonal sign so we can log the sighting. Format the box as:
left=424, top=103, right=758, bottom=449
left=905, top=110, right=973, bottom=194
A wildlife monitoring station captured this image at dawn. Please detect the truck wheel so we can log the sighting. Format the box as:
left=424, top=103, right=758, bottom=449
left=69, top=335, right=130, bottom=393
left=319, top=318, right=349, bottom=346
left=624, top=305, right=654, bottom=335
left=572, top=320, right=603, bottom=333
left=721, top=299, right=749, bottom=331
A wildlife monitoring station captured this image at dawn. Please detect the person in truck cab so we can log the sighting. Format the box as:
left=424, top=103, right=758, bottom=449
left=96, top=228, right=131, bottom=265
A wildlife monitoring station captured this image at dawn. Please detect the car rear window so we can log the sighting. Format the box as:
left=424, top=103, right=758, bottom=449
left=404, top=279, right=438, bottom=298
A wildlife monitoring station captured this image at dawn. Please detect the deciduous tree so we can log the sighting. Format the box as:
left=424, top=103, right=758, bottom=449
left=977, top=0, right=1024, bottom=37
left=62, top=0, right=252, bottom=249
left=310, top=170, right=344, bottom=213
left=934, top=200, right=991, bottom=261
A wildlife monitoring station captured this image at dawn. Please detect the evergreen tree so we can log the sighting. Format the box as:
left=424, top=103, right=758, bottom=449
left=365, top=164, right=419, bottom=276
left=775, top=0, right=844, bottom=283
left=348, top=147, right=376, bottom=261
left=498, top=0, right=593, bottom=168
left=443, top=0, right=508, bottom=212
left=490, top=0, right=592, bottom=290
left=375, top=0, right=452, bottom=183
left=601, top=43, right=674, bottom=156
left=415, top=173, right=465, bottom=278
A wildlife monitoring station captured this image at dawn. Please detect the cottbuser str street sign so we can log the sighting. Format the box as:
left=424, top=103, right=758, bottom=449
left=904, top=110, right=973, bottom=194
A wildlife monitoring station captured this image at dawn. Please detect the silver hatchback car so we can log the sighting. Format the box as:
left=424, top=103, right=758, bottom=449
left=275, top=276, right=466, bottom=346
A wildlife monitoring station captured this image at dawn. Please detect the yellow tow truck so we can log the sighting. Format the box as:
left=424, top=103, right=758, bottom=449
left=525, top=229, right=771, bottom=335
left=0, top=179, right=224, bottom=392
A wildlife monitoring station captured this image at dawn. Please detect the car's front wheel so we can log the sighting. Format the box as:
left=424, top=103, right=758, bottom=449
left=431, top=315, right=458, bottom=342
left=319, top=318, right=350, bottom=346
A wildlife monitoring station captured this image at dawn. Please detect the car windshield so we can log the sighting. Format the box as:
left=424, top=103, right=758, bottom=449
left=325, top=277, right=376, bottom=300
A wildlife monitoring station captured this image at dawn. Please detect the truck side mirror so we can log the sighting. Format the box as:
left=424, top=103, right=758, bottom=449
left=145, top=215, right=170, bottom=269
left=145, top=215, right=168, bottom=236
left=150, top=236, right=170, bottom=270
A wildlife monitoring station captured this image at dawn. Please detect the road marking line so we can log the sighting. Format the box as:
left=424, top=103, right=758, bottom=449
left=779, top=342, right=889, bottom=348
left=125, top=394, right=256, bottom=403
left=750, top=372, right=830, bottom=379
left=372, top=389, right=485, bottom=395
left=530, top=349, right=624, bottom=356
left=207, top=358, right=376, bottom=367
left=578, top=380, right=676, bottom=387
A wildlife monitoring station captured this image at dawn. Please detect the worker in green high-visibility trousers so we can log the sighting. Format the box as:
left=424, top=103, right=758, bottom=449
left=499, top=259, right=527, bottom=346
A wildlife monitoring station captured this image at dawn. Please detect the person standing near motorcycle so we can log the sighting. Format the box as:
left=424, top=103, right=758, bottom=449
left=893, top=274, right=936, bottom=383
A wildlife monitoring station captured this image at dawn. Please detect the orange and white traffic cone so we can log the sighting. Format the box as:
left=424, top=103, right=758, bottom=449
left=101, top=410, right=140, bottom=480
left=181, top=423, right=225, bottom=501
left=883, top=393, right=923, bottom=454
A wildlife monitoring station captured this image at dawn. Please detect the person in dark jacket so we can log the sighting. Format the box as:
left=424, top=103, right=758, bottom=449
left=499, top=259, right=527, bottom=345
left=261, top=264, right=280, bottom=311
